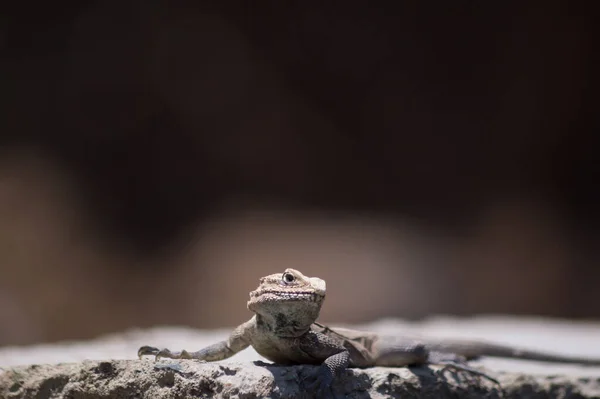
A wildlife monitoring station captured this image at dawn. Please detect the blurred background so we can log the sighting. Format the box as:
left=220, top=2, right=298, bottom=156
left=1, top=2, right=598, bottom=347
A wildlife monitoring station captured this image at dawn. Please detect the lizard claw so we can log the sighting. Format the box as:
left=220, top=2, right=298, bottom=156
left=305, top=365, right=335, bottom=398
left=138, top=346, right=195, bottom=361
left=439, top=363, right=500, bottom=386
left=138, top=346, right=160, bottom=359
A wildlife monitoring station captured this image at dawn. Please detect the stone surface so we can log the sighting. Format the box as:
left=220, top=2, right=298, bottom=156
left=1, top=316, right=600, bottom=398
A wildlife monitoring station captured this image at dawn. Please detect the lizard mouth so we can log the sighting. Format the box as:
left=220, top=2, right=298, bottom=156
left=249, top=290, right=323, bottom=302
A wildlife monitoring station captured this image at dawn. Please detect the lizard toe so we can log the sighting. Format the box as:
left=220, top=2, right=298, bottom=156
left=305, top=365, right=335, bottom=398
left=137, top=346, right=160, bottom=359
left=436, top=362, right=500, bottom=386
left=155, top=348, right=176, bottom=360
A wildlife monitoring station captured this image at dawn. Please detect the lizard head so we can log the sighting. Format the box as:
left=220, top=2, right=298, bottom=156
left=247, top=268, right=326, bottom=335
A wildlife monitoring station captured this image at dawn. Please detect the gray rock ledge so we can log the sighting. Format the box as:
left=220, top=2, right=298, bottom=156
left=1, top=316, right=600, bottom=398
left=1, top=359, right=599, bottom=399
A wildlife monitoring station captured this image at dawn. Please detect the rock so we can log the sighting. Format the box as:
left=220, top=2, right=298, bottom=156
left=1, top=317, right=600, bottom=398
left=2, top=359, right=599, bottom=398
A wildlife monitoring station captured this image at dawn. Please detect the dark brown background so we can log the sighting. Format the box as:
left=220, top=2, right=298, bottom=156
left=1, top=1, right=598, bottom=346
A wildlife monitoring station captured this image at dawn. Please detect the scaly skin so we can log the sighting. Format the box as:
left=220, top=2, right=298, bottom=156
left=139, top=269, right=600, bottom=396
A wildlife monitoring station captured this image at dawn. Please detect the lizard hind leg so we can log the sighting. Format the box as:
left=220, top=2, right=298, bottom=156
left=429, top=351, right=500, bottom=386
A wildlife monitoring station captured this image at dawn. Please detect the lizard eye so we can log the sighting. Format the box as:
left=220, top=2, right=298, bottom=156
left=282, top=272, right=295, bottom=284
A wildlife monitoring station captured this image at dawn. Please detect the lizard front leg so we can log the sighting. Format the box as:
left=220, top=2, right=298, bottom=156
left=138, top=340, right=246, bottom=361
left=298, top=331, right=350, bottom=397
left=138, top=321, right=252, bottom=362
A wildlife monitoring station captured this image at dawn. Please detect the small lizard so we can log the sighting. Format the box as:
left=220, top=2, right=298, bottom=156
left=139, top=268, right=600, bottom=396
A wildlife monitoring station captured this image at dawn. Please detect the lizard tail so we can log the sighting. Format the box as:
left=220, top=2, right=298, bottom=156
left=431, top=340, right=600, bottom=366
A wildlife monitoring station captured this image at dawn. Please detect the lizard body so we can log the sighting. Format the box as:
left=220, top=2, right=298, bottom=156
left=139, top=269, right=600, bottom=395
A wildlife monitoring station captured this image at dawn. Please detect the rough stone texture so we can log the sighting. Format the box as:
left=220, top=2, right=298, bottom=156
left=1, top=317, right=600, bottom=398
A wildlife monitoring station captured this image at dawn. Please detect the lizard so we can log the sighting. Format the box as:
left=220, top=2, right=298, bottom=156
left=138, top=268, right=600, bottom=396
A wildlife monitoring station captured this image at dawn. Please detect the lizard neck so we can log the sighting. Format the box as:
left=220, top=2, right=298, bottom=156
left=252, top=302, right=320, bottom=338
